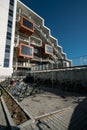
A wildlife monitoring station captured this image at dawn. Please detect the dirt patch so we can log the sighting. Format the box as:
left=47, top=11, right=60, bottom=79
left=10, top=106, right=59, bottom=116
left=2, top=89, right=29, bottom=125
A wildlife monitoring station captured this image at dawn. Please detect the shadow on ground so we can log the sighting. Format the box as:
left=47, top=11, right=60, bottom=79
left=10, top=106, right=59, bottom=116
left=0, top=124, right=20, bottom=130
left=40, top=85, right=87, bottom=98
left=68, top=97, right=87, bottom=130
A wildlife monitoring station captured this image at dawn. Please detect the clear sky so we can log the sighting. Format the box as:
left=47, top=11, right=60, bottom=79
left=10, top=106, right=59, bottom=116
left=20, top=0, right=87, bottom=62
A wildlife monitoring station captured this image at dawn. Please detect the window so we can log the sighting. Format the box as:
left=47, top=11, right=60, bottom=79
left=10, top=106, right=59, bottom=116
left=21, top=45, right=33, bottom=56
left=9, top=9, right=13, bottom=17
left=10, top=0, right=14, bottom=6
left=45, top=45, right=53, bottom=54
left=4, top=59, right=9, bottom=67
left=7, top=27, right=12, bottom=33
left=5, top=49, right=10, bottom=53
left=6, top=39, right=11, bottom=45
left=4, top=59, right=9, bottom=63
left=7, top=32, right=11, bottom=37
left=23, top=18, right=33, bottom=30
left=5, top=45, right=10, bottom=53
left=5, top=53, right=10, bottom=59
left=8, top=20, right=12, bottom=28
left=6, top=45, right=10, bottom=49
left=4, top=63, right=9, bottom=67
left=6, top=32, right=11, bottom=40
left=6, top=36, right=11, bottom=40
left=10, top=0, right=14, bottom=2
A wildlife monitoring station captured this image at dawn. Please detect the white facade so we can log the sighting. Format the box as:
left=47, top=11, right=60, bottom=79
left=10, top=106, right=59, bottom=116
left=0, top=0, right=17, bottom=77
left=0, top=0, right=9, bottom=74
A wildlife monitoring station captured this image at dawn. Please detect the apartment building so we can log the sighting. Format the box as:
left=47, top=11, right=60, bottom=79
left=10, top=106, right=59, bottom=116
left=0, top=0, right=71, bottom=77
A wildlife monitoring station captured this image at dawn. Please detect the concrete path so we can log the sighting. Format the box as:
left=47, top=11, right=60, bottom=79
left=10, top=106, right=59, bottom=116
left=20, top=98, right=87, bottom=130
left=19, top=90, right=87, bottom=130
left=19, top=107, right=74, bottom=130
left=20, top=91, right=84, bottom=118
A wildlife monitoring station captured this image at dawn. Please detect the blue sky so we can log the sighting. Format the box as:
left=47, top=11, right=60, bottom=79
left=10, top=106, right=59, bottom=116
left=20, top=0, right=87, bottom=62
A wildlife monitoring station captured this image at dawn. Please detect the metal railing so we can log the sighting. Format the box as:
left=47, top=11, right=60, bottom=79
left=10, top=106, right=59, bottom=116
left=31, top=63, right=63, bottom=71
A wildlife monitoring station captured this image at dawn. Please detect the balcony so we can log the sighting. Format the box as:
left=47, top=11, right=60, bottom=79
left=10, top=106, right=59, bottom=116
left=31, top=56, right=41, bottom=62
left=43, top=44, right=53, bottom=55
left=42, top=58, right=54, bottom=63
left=30, top=36, right=42, bottom=47
left=17, top=43, right=33, bottom=59
left=13, top=62, right=29, bottom=68
left=18, top=16, right=34, bottom=36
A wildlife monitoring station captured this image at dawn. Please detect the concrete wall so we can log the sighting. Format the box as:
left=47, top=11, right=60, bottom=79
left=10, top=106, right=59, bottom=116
left=31, top=67, right=87, bottom=86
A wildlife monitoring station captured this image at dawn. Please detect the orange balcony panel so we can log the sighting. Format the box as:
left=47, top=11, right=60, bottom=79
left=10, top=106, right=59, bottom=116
left=17, top=43, right=34, bottom=58
left=18, top=16, right=34, bottom=36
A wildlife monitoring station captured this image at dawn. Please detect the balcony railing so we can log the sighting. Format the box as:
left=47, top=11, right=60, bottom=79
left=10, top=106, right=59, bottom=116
left=31, top=56, right=42, bottom=61
left=31, top=36, right=42, bottom=47
left=31, top=63, right=63, bottom=71
left=13, top=62, right=29, bottom=68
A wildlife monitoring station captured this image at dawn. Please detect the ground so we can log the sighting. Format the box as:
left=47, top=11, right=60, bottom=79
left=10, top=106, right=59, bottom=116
left=19, top=87, right=87, bottom=130
left=20, top=87, right=85, bottom=118
left=1, top=85, right=87, bottom=130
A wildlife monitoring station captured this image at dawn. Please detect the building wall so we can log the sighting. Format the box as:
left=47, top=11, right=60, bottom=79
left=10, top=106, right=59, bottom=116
left=13, top=0, right=71, bottom=74
left=0, top=0, right=71, bottom=78
left=0, top=0, right=9, bottom=68
left=0, top=0, right=17, bottom=77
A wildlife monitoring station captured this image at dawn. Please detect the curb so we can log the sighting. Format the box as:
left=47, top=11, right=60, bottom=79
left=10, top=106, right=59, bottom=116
left=34, top=106, right=71, bottom=121
left=1, top=97, right=17, bottom=130
left=3, top=87, right=35, bottom=121
left=2, top=88, right=35, bottom=128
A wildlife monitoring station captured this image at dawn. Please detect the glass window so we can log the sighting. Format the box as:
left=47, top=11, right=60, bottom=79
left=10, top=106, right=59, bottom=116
left=4, top=63, right=9, bottom=67
left=8, top=15, right=13, bottom=21
left=9, top=5, right=14, bottom=10
left=9, top=9, right=13, bottom=17
left=4, top=59, right=9, bottom=62
left=6, top=32, right=11, bottom=40
left=5, top=44, right=10, bottom=53
left=7, top=27, right=12, bottom=33
left=45, top=45, right=53, bottom=53
left=7, top=32, right=11, bottom=36
left=5, top=49, right=10, bottom=53
left=23, top=18, right=33, bottom=30
left=6, top=45, right=10, bottom=49
left=9, top=0, right=14, bottom=7
left=8, top=20, right=12, bottom=28
left=21, top=45, right=33, bottom=56
left=10, top=1, right=14, bottom=6
left=6, top=36, right=11, bottom=40
left=4, top=59, right=9, bottom=67
left=6, top=39, right=11, bottom=45
left=10, top=0, right=14, bottom=3
left=5, top=53, right=10, bottom=59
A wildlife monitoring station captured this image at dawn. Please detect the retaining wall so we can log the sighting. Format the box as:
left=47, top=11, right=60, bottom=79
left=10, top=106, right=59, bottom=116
left=30, top=67, right=87, bottom=86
